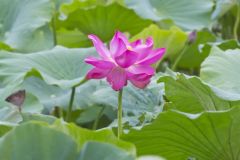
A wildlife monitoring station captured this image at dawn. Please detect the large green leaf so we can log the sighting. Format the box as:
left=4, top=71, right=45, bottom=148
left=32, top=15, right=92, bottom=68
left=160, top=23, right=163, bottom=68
left=56, top=29, right=90, bottom=48
left=0, top=46, right=96, bottom=89
left=0, top=103, right=22, bottom=123
left=123, top=107, right=240, bottom=160
left=21, top=113, right=57, bottom=124
left=130, top=24, right=187, bottom=60
left=125, top=0, right=214, bottom=30
left=51, top=120, right=136, bottom=155
left=0, top=103, right=20, bottom=136
left=0, top=121, right=136, bottom=159
left=78, top=141, right=134, bottom=160
left=200, top=47, right=240, bottom=101
left=56, top=3, right=151, bottom=47
left=0, top=101, right=16, bottom=137
left=0, top=123, right=78, bottom=160
left=0, top=0, right=54, bottom=52
left=158, top=72, right=238, bottom=113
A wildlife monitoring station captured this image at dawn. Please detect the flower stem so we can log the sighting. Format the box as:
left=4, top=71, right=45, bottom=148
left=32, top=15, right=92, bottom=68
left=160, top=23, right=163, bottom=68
left=171, top=44, right=188, bottom=71
left=233, top=4, right=240, bottom=40
left=66, top=87, right=76, bottom=122
left=74, top=78, right=88, bottom=87
left=117, top=89, right=123, bottom=139
left=65, top=78, right=88, bottom=122
left=51, top=14, right=57, bottom=46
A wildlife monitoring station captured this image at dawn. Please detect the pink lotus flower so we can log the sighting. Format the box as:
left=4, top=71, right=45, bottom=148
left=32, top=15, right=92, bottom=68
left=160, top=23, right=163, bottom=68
left=85, top=31, right=166, bottom=91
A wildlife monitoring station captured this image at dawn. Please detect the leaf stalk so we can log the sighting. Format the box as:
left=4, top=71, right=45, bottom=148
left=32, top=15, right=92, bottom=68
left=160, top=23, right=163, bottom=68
left=117, top=89, right=123, bottom=139
left=66, top=87, right=76, bottom=122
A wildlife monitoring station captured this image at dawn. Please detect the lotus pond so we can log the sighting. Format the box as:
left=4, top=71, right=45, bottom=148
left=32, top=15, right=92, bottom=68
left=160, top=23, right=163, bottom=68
left=0, top=0, right=240, bottom=160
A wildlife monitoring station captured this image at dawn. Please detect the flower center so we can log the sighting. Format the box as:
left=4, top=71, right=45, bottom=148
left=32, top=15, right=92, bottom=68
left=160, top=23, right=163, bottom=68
left=126, top=45, right=133, bottom=51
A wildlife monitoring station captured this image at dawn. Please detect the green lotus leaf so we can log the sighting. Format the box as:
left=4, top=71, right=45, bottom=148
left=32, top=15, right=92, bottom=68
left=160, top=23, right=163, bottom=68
left=125, top=0, right=214, bottom=30
left=56, top=3, right=151, bottom=47
left=0, top=46, right=96, bottom=89
left=0, top=0, right=54, bottom=52
left=201, top=47, right=240, bottom=101
left=124, top=107, right=240, bottom=160
left=51, top=119, right=136, bottom=155
left=158, top=72, right=239, bottom=113
left=0, top=122, right=78, bottom=160
left=78, top=141, right=134, bottom=160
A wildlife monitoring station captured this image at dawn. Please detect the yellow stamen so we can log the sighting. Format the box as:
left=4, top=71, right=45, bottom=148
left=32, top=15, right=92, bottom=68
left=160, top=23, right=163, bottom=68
left=126, top=45, right=133, bottom=50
